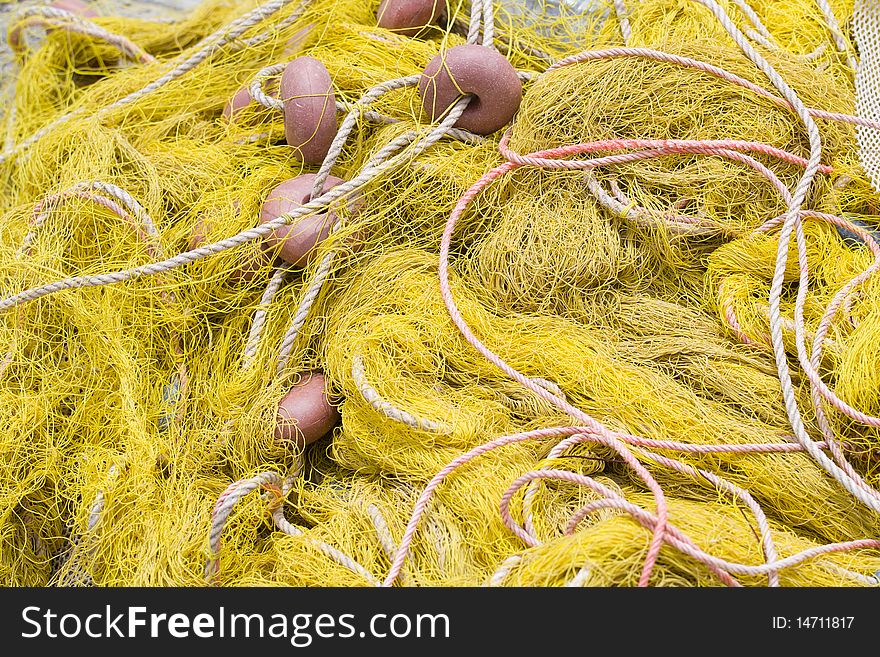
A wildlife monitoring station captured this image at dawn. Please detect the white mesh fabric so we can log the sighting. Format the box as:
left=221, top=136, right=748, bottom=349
left=854, top=0, right=880, bottom=192
left=497, top=0, right=610, bottom=43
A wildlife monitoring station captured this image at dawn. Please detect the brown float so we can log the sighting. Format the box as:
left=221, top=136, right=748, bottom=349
left=280, top=56, right=338, bottom=164
left=418, top=44, right=522, bottom=135
left=274, top=372, right=341, bottom=448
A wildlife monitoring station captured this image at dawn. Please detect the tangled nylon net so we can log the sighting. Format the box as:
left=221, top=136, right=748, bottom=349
left=2, top=0, right=880, bottom=587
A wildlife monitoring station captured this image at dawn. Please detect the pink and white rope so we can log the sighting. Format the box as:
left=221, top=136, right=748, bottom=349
left=382, top=12, right=880, bottom=585
left=384, top=426, right=877, bottom=587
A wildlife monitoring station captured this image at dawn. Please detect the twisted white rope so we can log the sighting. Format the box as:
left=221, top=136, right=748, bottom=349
left=0, top=101, right=464, bottom=312
left=366, top=501, right=409, bottom=584
left=564, top=563, right=592, bottom=587
left=273, top=97, right=472, bottom=375
left=0, top=0, right=303, bottom=166
left=743, top=27, right=780, bottom=51
left=367, top=503, right=398, bottom=561
left=272, top=503, right=380, bottom=585
left=251, top=74, right=430, bottom=376
left=481, top=0, right=495, bottom=49
left=312, top=75, right=422, bottom=198
left=686, top=0, right=880, bottom=516
left=239, top=1, right=310, bottom=49
left=56, top=463, right=123, bottom=587
left=482, top=420, right=788, bottom=588
left=814, top=0, right=858, bottom=71
left=486, top=554, right=522, bottom=586
left=9, top=6, right=155, bottom=64
left=246, top=65, right=484, bottom=139
left=242, top=266, right=290, bottom=369
left=467, top=0, right=482, bottom=44
left=206, top=470, right=379, bottom=585
left=426, top=515, right=448, bottom=575
left=248, top=63, right=286, bottom=110
left=613, top=0, right=632, bottom=44
left=731, top=0, right=776, bottom=43
left=351, top=354, right=453, bottom=433
left=234, top=68, right=480, bottom=377
left=825, top=563, right=880, bottom=586
left=206, top=471, right=283, bottom=579
left=585, top=173, right=722, bottom=236
left=529, top=377, right=566, bottom=401
left=21, top=181, right=163, bottom=258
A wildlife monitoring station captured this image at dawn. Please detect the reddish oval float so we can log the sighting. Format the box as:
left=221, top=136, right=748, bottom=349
left=376, top=0, right=443, bottom=37
left=275, top=372, right=340, bottom=448
left=280, top=56, right=337, bottom=165
left=418, top=44, right=522, bottom=135
left=259, top=173, right=347, bottom=266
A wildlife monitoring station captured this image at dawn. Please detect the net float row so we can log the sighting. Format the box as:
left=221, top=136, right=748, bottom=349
left=223, top=45, right=522, bottom=145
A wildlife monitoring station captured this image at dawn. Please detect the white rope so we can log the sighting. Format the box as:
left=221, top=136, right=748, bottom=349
left=9, top=6, right=155, bottom=64
left=467, top=0, right=483, bottom=44
left=824, top=563, right=880, bottom=586
left=485, top=554, right=522, bottom=586
left=367, top=503, right=399, bottom=561
left=691, top=0, right=880, bottom=515
left=743, top=27, right=780, bottom=51
left=0, top=0, right=303, bottom=166
left=584, top=174, right=720, bottom=236
left=245, top=65, right=484, bottom=137
left=247, top=73, right=476, bottom=375
left=273, top=96, right=472, bottom=375
left=351, top=354, right=453, bottom=433
left=481, top=0, right=496, bottom=49
left=814, top=0, right=859, bottom=71
left=248, top=63, right=286, bottom=110
left=426, top=515, right=448, bottom=575
left=242, top=266, right=291, bottom=369
left=731, top=0, right=777, bottom=43
left=55, top=463, right=123, bottom=587
left=564, top=563, right=592, bottom=587
left=239, top=1, right=310, bottom=49
left=0, top=102, right=464, bottom=312
left=529, top=377, right=566, bottom=401
left=206, top=470, right=379, bottom=585
left=272, top=505, right=380, bottom=585
left=21, top=181, right=164, bottom=258
left=612, top=0, right=632, bottom=44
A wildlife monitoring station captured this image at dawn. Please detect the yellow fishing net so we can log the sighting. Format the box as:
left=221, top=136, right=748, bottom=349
left=1, top=0, right=879, bottom=588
